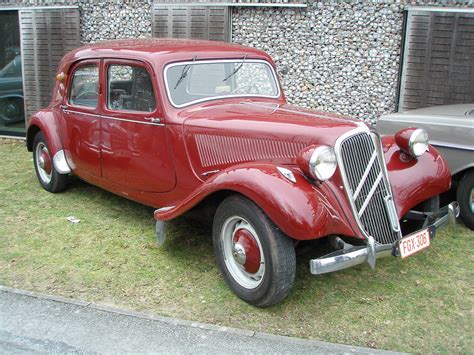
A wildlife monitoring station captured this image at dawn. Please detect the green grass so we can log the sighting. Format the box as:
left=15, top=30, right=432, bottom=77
left=0, top=139, right=472, bottom=352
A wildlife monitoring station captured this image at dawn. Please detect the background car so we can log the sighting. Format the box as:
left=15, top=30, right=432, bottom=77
left=0, top=53, right=24, bottom=125
left=378, top=104, right=474, bottom=230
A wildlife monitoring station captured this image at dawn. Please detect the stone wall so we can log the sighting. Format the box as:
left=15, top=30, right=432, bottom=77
left=232, top=0, right=474, bottom=123
left=2, top=0, right=473, bottom=122
left=0, top=0, right=153, bottom=43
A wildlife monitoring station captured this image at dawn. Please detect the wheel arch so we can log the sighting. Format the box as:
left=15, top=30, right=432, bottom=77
left=26, top=111, right=64, bottom=155
left=26, top=124, right=41, bottom=151
left=154, top=163, right=354, bottom=240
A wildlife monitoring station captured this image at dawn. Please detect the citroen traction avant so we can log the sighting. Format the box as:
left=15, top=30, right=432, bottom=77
left=27, top=39, right=459, bottom=306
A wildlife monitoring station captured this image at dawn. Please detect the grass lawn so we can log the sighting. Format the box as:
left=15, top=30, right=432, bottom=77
left=0, top=139, right=472, bottom=352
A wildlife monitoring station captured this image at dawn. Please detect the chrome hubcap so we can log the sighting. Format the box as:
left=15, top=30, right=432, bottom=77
left=221, top=216, right=265, bottom=289
left=232, top=243, right=246, bottom=265
left=35, top=142, right=52, bottom=184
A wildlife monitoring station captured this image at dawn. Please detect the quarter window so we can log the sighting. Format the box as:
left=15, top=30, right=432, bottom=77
left=107, top=64, right=156, bottom=112
left=69, top=65, right=99, bottom=108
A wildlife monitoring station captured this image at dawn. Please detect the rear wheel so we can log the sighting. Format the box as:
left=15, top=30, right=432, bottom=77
left=33, top=132, right=69, bottom=192
left=457, top=170, right=474, bottom=230
left=213, top=195, right=296, bottom=307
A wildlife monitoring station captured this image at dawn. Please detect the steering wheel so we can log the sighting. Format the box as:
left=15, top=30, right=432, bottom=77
left=230, top=83, right=259, bottom=95
left=76, top=90, right=98, bottom=99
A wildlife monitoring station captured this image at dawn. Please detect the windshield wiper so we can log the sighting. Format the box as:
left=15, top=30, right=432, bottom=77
left=174, top=56, right=196, bottom=90
left=223, top=54, right=247, bottom=82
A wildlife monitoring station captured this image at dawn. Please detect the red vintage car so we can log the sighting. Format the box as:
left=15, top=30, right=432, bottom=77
left=27, top=39, right=459, bottom=307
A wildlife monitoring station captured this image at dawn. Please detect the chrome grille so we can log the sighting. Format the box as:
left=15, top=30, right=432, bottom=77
left=338, top=131, right=400, bottom=245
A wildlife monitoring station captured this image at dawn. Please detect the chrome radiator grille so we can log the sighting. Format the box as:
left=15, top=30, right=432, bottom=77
left=338, top=131, right=400, bottom=245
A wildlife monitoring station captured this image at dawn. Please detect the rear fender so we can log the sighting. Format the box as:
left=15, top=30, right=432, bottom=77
left=26, top=110, right=63, bottom=155
left=154, top=163, right=354, bottom=240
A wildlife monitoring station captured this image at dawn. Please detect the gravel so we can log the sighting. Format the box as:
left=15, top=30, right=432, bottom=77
left=2, top=0, right=472, bottom=122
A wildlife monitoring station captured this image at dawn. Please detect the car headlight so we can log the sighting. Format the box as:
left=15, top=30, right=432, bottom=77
left=298, top=145, right=337, bottom=181
left=395, top=128, right=429, bottom=158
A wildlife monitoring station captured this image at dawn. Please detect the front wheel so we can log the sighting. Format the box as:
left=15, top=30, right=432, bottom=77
left=457, top=170, right=474, bottom=230
left=212, top=195, right=296, bottom=307
left=33, top=132, right=69, bottom=193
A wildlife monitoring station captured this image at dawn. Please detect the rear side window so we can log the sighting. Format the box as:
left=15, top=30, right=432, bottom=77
left=69, top=65, right=99, bottom=108
left=107, top=64, right=156, bottom=112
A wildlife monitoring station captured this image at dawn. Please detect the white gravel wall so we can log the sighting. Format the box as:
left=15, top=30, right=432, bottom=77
left=232, top=0, right=474, bottom=123
left=2, top=0, right=472, bottom=122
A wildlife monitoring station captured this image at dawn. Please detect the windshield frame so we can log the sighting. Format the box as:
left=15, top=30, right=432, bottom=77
left=163, top=59, right=281, bottom=109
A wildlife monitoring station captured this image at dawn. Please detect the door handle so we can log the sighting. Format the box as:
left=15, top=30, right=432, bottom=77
left=59, top=105, right=68, bottom=110
left=144, top=117, right=162, bottom=124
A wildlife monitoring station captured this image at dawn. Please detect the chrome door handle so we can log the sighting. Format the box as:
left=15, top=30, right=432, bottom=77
left=144, top=117, right=162, bottom=124
left=59, top=105, right=68, bottom=110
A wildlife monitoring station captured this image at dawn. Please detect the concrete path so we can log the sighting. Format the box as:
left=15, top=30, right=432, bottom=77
left=0, top=286, right=398, bottom=354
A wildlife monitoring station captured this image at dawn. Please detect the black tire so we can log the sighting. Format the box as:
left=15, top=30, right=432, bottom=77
left=32, top=132, right=69, bottom=193
left=212, top=195, right=296, bottom=307
left=457, top=170, right=474, bottom=230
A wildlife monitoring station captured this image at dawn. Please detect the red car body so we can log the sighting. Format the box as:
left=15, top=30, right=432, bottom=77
left=26, top=39, right=456, bottom=306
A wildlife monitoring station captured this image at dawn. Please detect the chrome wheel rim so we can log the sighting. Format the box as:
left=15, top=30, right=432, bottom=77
left=221, top=216, right=265, bottom=289
left=470, top=188, right=474, bottom=214
left=35, top=142, right=52, bottom=184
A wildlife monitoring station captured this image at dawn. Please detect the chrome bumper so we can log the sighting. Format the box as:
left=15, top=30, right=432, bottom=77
left=310, top=202, right=460, bottom=275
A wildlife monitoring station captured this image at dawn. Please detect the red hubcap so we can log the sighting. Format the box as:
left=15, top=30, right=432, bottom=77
left=40, top=150, right=52, bottom=174
left=233, top=228, right=261, bottom=274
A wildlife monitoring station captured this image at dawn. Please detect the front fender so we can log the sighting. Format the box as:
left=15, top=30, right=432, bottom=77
left=383, top=136, right=452, bottom=217
left=26, top=109, right=63, bottom=155
left=154, top=163, right=354, bottom=240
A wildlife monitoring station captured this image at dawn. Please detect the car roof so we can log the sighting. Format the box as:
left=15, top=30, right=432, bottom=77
left=59, top=38, right=274, bottom=71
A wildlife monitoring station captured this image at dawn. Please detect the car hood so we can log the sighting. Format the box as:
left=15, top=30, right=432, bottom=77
left=181, top=100, right=364, bottom=175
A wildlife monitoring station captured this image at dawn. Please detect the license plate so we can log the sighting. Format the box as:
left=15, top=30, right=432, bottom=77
left=399, top=228, right=431, bottom=259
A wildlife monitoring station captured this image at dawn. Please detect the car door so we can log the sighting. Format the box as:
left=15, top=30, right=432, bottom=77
left=100, top=59, right=176, bottom=192
left=61, top=59, right=102, bottom=178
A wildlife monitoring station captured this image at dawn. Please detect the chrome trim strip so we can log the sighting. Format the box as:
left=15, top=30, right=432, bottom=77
left=384, top=195, right=401, bottom=233
left=352, top=151, right=377, bottom=200
left=101, top=115, right=165, bottom=126
left=156, top=206, right=175, bottom=213
left=62, top=109, right=165, bottom=127
left=52, top=150, right=71, bottom=174
left=163, top=59, right=281, bottom=109
left=63, top=109, right=101, bottom=118
left=430, top=140, right=474, bottom=152
left=358, top=172, right=383, bottom=218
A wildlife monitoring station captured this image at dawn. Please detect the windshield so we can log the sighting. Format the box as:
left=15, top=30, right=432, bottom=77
left=165, top=59, right=280, bottom=108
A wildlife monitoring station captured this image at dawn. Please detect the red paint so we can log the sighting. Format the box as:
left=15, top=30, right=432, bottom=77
left=296, top=145, right=317, bottom=178
left=26, top=39, right=452, bottom=243
left=233, top=228, right=261, bottom=274
left=394, top=128, right=415, bottom=156
left=40, top=149, right=52, bottom=174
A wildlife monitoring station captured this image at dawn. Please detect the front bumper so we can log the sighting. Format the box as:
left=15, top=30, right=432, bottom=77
left=310, top=202, right=460, bottom=275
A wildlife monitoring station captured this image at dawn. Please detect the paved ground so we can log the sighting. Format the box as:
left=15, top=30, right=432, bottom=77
left=0, top=286, right=399, bottom=354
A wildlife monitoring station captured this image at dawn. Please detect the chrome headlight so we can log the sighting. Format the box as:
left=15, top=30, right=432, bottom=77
left=309, top=145, right=337, bottom=181
left=395, top=127, right=429, bottom=158
left=409, top=128, right=429, bottom=157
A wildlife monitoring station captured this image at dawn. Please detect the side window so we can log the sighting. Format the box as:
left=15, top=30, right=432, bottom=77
left=69, top=64, right=99, bottom=108
left=107, top=64, right=156, bottom=112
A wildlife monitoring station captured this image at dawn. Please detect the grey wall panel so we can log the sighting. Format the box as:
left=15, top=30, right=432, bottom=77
left=19, top=7, right=80, bottom=118
left=152, top=4, right=230, bottom=42
left=398, top=9, right=474, bottom=112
